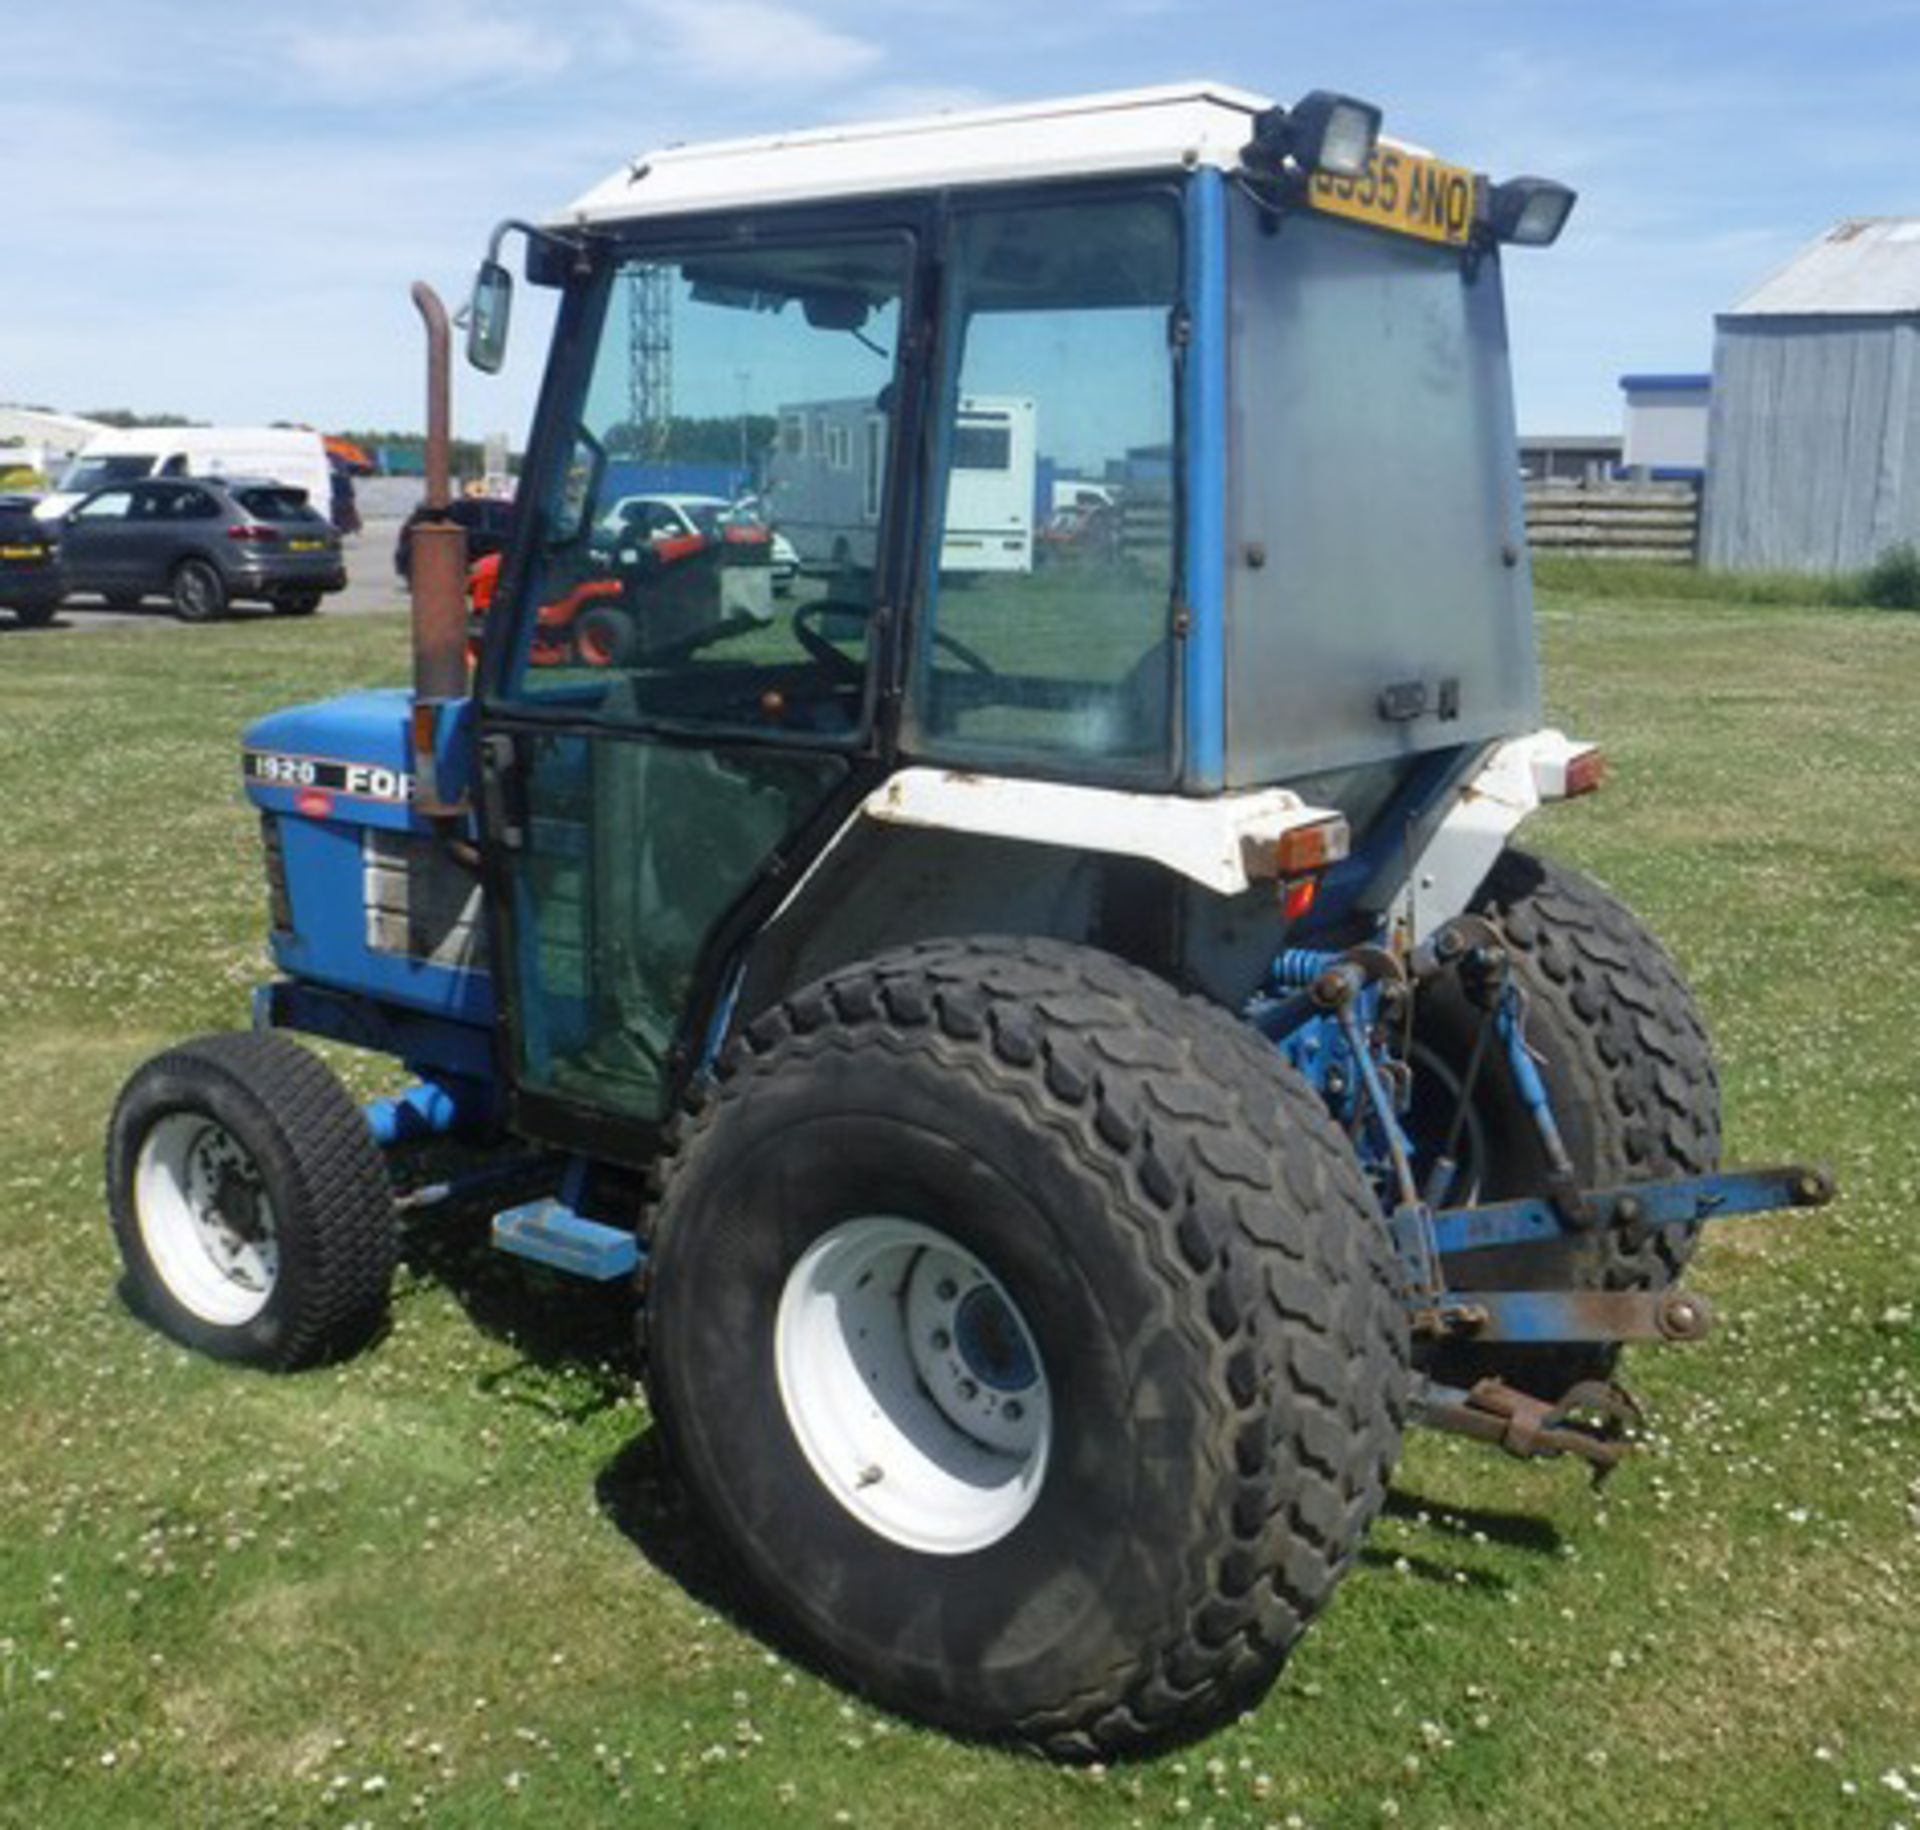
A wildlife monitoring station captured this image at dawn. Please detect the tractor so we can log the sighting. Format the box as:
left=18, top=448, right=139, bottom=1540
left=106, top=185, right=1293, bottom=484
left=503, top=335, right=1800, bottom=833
left=105, top=81, right=1830, bottom=1757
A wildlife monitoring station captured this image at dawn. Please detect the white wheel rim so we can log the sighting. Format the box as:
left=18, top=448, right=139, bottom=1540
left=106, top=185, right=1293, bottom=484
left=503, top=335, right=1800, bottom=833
left=775, top=1218, right=1052, bottom=1555
left=134, top=1113, right=279, bottom=1326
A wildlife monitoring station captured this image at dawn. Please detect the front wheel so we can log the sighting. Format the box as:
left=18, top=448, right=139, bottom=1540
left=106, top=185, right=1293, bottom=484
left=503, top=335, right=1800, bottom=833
left=106, top=1033, right=398, bottom=1367
left=643, top=938, right=1407, bottom=1757
left=171, top=558, right=227, bottom=623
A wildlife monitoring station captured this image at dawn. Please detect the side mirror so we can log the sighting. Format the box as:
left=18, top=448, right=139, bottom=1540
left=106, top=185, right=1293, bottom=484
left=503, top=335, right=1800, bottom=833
left=467, top=259, right=513, bottom=373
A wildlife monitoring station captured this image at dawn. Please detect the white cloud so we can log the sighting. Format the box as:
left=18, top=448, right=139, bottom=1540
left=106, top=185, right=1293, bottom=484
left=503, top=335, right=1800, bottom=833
left=625, top=0, right=882, bottom=92
left=280, top=1, right=571, bottom=105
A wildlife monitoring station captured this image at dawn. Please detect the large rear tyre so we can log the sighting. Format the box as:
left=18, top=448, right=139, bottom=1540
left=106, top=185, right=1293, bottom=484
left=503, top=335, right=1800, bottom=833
left=642, top=937, right=1407, bottom=1757
left=106, top=1033, right=398, bottom=1368
left=1414, top=847, right=1720, bottom=1394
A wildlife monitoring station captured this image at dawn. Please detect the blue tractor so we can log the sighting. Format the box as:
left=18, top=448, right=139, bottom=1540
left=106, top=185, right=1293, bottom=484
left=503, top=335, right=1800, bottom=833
left=105, top=82, right=1830, bottom=1756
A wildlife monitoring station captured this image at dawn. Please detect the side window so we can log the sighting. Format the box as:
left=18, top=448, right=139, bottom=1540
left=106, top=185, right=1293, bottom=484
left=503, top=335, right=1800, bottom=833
left=73, top=490, right=134, bottom=521
left=910, top=195, right=1181, bottom=779
left=177, top=489, right=221, bottom=520
left=127, top=486, right=173, bottom=522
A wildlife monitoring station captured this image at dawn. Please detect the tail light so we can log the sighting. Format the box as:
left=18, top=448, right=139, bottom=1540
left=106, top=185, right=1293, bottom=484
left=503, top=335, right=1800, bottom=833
left=226, top=522, right=281, bottom=543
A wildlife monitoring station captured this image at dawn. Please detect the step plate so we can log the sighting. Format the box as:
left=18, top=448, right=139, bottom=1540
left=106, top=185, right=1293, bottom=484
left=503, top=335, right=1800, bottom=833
left=491, top=1199, right=639, bottom=1281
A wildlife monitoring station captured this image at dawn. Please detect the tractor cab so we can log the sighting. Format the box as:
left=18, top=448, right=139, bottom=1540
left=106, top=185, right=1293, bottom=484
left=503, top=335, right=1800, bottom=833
left=460, top=82, right=1571, bottom=1140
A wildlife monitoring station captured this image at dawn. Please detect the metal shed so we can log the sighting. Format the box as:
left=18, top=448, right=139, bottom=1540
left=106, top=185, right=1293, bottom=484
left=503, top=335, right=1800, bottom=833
left=1702, top=218, right=1920, bottom=572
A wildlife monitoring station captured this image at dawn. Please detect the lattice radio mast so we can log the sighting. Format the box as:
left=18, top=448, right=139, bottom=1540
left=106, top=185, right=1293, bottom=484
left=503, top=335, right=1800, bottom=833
left=628, top=264, right=673, bottom=459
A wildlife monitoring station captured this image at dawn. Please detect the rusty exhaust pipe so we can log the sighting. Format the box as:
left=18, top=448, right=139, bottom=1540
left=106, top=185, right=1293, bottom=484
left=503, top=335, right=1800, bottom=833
left=408, top=282, right=469, bottom=814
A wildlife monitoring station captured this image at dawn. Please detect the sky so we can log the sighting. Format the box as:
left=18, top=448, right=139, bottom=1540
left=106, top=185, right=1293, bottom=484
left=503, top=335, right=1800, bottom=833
left=6, top=0, right=1920, bottom=446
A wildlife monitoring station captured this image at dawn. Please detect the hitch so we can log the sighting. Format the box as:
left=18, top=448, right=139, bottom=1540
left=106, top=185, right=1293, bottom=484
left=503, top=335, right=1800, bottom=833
left=1421, top=1376, right=1643, bottom=1482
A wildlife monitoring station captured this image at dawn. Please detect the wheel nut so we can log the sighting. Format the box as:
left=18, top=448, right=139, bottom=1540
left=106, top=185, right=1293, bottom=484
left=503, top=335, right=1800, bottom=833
left=956, top=1378, right=978, bottom=1402
left=930, top=1329, right=951, bottom=1353
left=1003, top=1400, right=1023, bottom=1422
left=935, top=1278, right=958, bottom=1302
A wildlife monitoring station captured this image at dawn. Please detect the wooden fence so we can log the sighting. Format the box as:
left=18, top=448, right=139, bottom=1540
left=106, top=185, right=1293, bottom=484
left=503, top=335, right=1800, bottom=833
left=1524, top=479, right=1699, bottom=564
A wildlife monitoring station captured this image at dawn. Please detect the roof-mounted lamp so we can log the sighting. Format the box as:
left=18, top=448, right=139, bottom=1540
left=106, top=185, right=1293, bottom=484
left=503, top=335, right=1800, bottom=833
left=1243, top=90, right=1383, bottom=180
left=1487, top=177, right=1577, bottom=247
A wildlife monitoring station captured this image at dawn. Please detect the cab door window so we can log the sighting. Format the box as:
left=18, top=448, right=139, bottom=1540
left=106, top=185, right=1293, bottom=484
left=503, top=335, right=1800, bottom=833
left=909, top=194, right=1182, bottom=781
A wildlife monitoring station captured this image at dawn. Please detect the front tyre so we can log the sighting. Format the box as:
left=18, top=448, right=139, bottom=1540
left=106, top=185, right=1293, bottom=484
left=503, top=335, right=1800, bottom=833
left=643, top=938, right=1407, bottom=1757
left=106, top=1033, right=398, bottom=1367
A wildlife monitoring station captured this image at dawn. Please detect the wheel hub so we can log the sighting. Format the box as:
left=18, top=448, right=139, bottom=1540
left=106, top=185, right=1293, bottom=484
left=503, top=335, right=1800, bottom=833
left=775, top=1218, right=1051, bottom=1555
left=135, top=1114, right=280, bottom=1322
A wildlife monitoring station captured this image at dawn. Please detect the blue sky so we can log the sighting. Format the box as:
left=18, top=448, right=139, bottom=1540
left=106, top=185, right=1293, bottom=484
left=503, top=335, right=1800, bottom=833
left=7, top=1, right=1918, bottom=444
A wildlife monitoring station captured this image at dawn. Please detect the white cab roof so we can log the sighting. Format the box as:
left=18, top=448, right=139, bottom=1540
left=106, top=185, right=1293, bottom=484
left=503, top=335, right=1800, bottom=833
left=561, top=81, right=1275, bottom=227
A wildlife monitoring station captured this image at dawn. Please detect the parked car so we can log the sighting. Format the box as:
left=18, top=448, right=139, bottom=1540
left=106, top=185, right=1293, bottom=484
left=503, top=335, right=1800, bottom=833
left=0, top=497, right=64, bottom=626
left=596, top=493, right=799, bottom=592
left=58, top=476, right=345, bottom=621
left=393, top=494, right=517, bottom=580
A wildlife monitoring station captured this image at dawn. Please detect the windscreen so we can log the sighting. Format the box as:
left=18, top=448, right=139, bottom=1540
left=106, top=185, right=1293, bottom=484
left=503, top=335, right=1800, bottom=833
left=60, top=454, right=153, bottom=493
left=503, top=236, right=908, bottom=743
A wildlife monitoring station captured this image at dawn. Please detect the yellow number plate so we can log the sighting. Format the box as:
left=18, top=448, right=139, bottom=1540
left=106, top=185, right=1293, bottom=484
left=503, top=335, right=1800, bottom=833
left=1308, top=146, right=1479, bottom=247
left=1, top=544, right=47, bottom=561
left=287, top=538, right=325, bottom=552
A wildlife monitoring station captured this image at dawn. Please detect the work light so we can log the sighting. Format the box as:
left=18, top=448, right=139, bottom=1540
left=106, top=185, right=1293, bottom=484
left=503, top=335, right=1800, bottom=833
left=1242, top=89, right=1383, bottom=180
left=1488, top=177, right=1577, bottom=247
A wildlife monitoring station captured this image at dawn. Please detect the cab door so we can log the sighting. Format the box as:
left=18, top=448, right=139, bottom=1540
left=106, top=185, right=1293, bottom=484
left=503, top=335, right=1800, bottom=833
left=477, top=228, right=919, bottom=1148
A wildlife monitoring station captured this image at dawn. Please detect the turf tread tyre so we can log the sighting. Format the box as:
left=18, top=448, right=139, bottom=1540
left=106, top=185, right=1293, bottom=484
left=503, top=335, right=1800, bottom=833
left=107, top=1032, right=397, bottom=1368
left=643, top=937, right=1407, bottom=1758
left=1417, top=848, right=1720, bottom=1394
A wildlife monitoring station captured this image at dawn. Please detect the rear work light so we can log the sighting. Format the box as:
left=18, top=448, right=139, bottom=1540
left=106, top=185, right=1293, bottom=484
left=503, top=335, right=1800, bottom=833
left=1488, top=177, right=1577, bottom=247
left=1241, top=89, right=1383, bottom=181
left=226, top=522, right=281, bottom=543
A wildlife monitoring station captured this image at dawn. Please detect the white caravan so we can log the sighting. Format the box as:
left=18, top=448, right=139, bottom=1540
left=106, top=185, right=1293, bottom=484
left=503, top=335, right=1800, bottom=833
left=39, top=426, right=332, bottom=521
left=767, top=394, right=1035, bottom=574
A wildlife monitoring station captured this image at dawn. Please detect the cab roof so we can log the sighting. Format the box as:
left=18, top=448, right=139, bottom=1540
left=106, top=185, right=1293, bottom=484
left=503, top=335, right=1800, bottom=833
left=561, top=81, right=1275, bottom=227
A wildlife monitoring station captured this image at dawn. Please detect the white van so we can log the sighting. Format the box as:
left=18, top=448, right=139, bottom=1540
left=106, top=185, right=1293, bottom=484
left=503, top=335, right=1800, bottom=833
left=38, top=426, right=332, bottom=522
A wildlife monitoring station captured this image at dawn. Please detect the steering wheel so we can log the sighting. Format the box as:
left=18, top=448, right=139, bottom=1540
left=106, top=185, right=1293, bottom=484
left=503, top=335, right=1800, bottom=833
left=792, top=597, right=999, bottom=681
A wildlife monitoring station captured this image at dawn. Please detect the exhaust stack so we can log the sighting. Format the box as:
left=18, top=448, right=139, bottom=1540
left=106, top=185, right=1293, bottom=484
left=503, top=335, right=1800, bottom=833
left=408, top=282, right=469, bottom=813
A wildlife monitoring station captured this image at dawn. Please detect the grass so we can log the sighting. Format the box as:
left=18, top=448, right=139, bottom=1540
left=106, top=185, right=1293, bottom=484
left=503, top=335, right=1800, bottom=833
left=2, top=586, right=1918, bottom=1828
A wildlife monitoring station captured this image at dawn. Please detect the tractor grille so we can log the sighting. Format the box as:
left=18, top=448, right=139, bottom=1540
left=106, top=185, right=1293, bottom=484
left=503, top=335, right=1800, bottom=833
left=260, top=814, right=293, bottom=936
left=363, top=829, right=489, bottom=972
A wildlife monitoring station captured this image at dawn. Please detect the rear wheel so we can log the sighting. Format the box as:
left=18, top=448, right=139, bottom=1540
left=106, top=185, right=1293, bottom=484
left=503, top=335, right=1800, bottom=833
left=574, top=604, right=636, bottom=666
left=10, top=599, right=58, bottom=627
left=643, top=937, right=1407, bottom=1756
left=272, top=589, right=322, bottom=616
left=1413, top=848, right=1719, bottom=1394
left=106, top=1033, right=398, bottom=1367
left=171, top=558, right=227, bottom=623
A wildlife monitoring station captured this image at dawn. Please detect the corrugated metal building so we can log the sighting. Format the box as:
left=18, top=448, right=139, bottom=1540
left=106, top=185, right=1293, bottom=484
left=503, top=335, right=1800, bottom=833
left=1702, top=218, right=1920, bottom=571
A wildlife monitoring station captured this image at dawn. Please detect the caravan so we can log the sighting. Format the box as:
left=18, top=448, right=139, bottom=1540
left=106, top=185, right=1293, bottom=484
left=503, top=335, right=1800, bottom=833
left=38, top=426, right=332, bottom=522
left=767, top=394, right=1035, bottom=575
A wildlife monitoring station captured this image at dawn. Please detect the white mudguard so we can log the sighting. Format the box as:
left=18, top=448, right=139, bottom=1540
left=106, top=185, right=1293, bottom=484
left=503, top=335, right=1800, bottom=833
left=1398, top=729, right=1601, bottom=944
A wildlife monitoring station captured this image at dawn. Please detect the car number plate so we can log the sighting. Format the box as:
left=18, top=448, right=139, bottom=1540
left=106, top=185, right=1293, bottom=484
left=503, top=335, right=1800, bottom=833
left=1, top=543, right=48, bottom=561
left=287, top=538, right=325, bottom=552
left=1308, top=145, right=1479, bottom=247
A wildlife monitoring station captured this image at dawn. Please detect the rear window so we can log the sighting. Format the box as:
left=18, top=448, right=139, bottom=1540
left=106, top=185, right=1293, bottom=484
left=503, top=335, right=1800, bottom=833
left=234, top=486, right=322, bottom=523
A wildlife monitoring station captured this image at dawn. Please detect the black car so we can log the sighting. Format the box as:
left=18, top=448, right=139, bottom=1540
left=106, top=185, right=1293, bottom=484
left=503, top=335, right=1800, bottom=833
left=0, top=498, right=64, bottom=626
left=393, top=493, right=517, bottom=581
left=59, top=476, right=346, bottom=621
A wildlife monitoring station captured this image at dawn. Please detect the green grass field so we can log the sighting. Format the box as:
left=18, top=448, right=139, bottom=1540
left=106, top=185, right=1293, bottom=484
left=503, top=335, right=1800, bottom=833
left=2, top=585, right=1917, bottom=1828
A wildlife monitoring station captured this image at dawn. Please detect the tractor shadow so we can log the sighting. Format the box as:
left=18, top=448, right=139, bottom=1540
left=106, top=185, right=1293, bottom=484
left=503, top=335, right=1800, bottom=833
left=1356, top=1485, right=1564, bottom=1593
left=397, top=1195, right=637, bottom=1420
